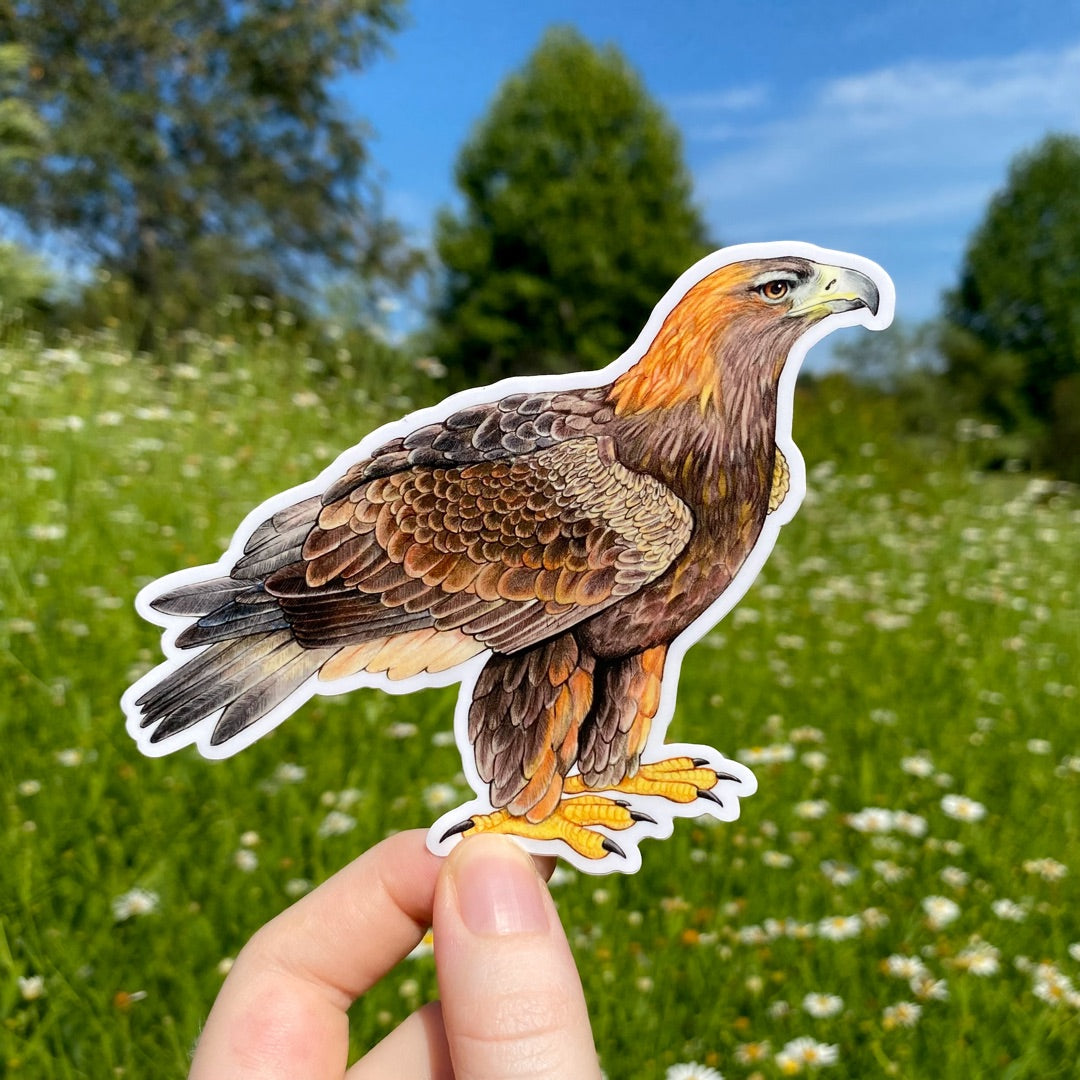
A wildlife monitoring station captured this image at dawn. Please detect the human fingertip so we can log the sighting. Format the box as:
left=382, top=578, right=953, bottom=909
left=447, top=834, right=549, bottom=937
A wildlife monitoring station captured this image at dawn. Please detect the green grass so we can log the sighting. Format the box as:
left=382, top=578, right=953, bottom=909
left=2, top=326, right=1077, bottom=1078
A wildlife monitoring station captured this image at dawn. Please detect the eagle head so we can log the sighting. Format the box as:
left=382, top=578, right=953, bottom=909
left=611, top=254, right=883, bottom=417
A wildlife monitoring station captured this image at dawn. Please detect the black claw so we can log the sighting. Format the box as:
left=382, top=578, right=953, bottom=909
left=715, top=772, right=742, bottom=785
left=601, top=837, right=626, bottom=858
left=613, top=799, right=632, bottom=808
left=630, top=810, right=657, bottom=824
left=439, top=819, right=474, bottom=842
left=692, top=757, right=710, bottom=766
left=698, top=789, right=724, bottom=807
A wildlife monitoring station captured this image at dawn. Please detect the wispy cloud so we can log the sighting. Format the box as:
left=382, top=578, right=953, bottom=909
left=820, top=46, right=1080, bottom=123
left=683, top=42, right=1080, bottom=318
left=667, top=84, right=770, bottom=112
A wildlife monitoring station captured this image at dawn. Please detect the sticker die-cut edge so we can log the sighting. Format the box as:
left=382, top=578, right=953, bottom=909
left=121, top=241, right=895, bottom=874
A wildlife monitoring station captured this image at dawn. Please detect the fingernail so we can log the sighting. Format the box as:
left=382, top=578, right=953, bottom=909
left=451, top=835, right=549, bottom=936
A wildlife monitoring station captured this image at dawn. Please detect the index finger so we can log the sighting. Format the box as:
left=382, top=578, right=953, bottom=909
left=189, top=829, right=441, bottom=1079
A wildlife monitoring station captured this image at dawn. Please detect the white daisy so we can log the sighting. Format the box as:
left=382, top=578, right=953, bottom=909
left=910, top=974, right=949, bottom=1001
left=957, top=941, right=1000, bottom=976
left=847, top=808, right=894, bottom=833
left=922, top=895, right=960, bottom=930
left=735, top=1041, right=771, bottom=1064
left=940, top=794, right=987, bottom=822
left=665, top=1063, right=724, bottom=1080
left=817, top=914, right=863, bottom=941
left=900, top=755, right=935, bottom=778
left=18, top=975, right=45, bottom=1001
left=317, top=810, right=357, bottom=837
left=777, top=1036, right=839, bottom=1069
left=884, top=954, right=929, bottom=980
left=1023, top=857, right=1068, bottom=881
left=233, top=849, right=258, bottom=872
left=893, top=811, right=928, bottom=837
left=802, top=992, right=843, bottom=1018
left=939, top=866, right=970, bottom=888
left=882, top=1001, right=922, bottom=1029
left=112, top=887, right=160, bottom=921
left=407, top=929, right=435, bottom=960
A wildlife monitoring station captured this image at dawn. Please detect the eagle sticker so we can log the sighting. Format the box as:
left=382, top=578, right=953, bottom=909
left=122, top=242, right=895, bottom=874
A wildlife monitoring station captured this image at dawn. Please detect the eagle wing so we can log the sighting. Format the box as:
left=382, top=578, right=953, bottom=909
left=262, top=435, right=692, bottom=671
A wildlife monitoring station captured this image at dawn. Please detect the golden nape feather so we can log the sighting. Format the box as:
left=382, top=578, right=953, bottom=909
left=610, top=262, right=755, bottom=416
left=125, top=245, right=890, bottom=868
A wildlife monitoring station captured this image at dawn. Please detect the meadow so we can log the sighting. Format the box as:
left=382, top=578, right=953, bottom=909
left=2, top=312, right=1078, bottom=1078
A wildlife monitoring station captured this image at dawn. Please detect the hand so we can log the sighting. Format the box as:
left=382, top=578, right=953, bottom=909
left=188, top=830, right=602, bottom=1079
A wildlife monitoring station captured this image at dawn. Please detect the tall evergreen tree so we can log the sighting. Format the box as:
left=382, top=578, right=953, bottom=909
left=1, top=0, right=409, bottom=337
left=431, top=27, right=711, bottom=383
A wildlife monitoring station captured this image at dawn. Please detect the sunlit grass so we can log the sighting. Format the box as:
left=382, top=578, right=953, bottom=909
left=1, top=324, right=1077, bottom=1078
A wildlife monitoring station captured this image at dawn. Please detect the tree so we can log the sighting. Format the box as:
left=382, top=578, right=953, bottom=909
left=431, top=27, right=711, bottom=383
left=0, top=43, right=53, bottom=316
left=943, top=134, right=1080, bottom=433
left=0, top=42, right=45, bottom=170
left=0, top=0, right=410, bottom=340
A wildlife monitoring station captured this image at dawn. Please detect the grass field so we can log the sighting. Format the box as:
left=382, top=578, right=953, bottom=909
left=2, top=323, right=1078, bottom=1078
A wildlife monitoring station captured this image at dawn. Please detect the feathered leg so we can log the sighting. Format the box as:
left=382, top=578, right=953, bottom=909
left=565, top=646, right=740, bottom=804
left=443, top=633, right=654, bottom=860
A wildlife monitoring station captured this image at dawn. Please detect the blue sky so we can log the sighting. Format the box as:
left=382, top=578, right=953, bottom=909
left=345, top=0, right=1080, bottom=340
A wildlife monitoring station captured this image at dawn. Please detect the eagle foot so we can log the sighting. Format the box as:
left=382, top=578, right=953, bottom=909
left=440, top=794, right=653, bottom=861
left=563, top=755, right=737, bottom=806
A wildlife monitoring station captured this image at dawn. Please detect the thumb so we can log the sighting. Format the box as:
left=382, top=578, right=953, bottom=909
left=432, top=835, right=602, bottom=1080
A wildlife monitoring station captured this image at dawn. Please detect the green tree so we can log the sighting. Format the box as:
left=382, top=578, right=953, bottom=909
left=943, top=134, right=1080, bottom=436
left=0, top=42, right=45, bottom=169
left=1, top=0, right=410, bottom=341
left=0, top=42, right=53, bottom=316
left=431, top=27, right=711, bottom=383
left=0, top=240, right=53, bottom=316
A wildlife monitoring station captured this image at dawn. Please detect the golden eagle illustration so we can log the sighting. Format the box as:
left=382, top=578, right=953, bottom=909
left=123, top=244, right=892, bottom=871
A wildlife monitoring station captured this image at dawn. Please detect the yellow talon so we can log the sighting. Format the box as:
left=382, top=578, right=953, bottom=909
left=564, top=755, right=730, bottom=805
left=442, top=794, right=653, bottom=860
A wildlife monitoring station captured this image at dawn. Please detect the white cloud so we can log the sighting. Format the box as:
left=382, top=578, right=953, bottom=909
left=820, top=46, right=1080, bottom=123
left=667, top=84, right=770, bottom=112
left=685, top=41, right=1080, bottom=319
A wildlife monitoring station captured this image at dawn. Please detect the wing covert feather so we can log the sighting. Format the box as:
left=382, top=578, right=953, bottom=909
left=268, top=437, right=692, bottom=654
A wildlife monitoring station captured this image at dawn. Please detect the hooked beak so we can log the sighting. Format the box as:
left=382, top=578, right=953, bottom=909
left=785, top=264, right=880, bottom=319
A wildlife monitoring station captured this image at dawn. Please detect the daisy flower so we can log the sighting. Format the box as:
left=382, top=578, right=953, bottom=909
left=802, top=992, right=843, bottom=1018
left=882, top=1001, right=922, bottom=1029
left=941, top=794, right=987, bottom=822
left=112, top=888, right=160, bottom=922
left=922, top=895, right=960, bottom=930
left=665, top=1064, right=724, bottom=1080
left=776, top=1036, right=839, bottom=1071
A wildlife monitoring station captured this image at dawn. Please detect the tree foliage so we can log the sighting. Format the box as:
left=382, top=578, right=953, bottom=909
left=0, top=241, right=54, bottom=315
left=0, top=42, right=45, bottom=168
left=431, top=27, right=711, bottom=383
left=943, top=134, right=1080, bottom=434
left=0, top=0, right=410, bottom=338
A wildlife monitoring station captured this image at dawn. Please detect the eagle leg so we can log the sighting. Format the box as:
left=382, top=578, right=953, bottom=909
left=440, top=795, right=655, bottom=861
left=570, top=646, right=739, bottom=805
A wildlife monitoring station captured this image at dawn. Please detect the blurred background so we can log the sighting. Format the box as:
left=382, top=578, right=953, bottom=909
left=2, top=2, right=1078, bottom=1077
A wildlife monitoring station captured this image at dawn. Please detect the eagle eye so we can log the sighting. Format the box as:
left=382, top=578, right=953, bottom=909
left=759, top=279, right=792, bottom=302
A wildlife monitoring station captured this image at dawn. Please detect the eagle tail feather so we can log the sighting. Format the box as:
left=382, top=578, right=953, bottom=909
left=173, top=593, right=290, bottom=648
left=210, top=645, right=331, bottom=744
left=149, top=577, right=250, bottom=617
left=136, top=630, right=332, bottom=747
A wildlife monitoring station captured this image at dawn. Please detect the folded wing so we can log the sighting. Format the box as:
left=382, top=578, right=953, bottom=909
left=273, top=435, right=693, bottom=672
